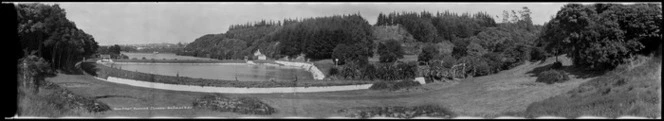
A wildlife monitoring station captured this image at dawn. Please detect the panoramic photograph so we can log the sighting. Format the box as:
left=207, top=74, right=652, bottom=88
left=8, top=2, right=662, bottom=119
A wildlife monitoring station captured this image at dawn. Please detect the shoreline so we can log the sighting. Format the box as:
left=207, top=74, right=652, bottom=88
left=107, top=59, right=326, bottom=80
left=91, top=62, right=373, bottom=88
left=95, top=76, right=373, bottom=94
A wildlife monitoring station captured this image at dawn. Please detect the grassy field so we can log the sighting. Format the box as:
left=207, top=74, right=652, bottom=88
left=17, top=81, right=110, bottom=117
left=40, top=55, right=625, bottom=118
left=521, top=55, right=661, bottom=118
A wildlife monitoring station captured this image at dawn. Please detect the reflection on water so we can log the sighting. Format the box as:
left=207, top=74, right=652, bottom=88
left=115, top=63, right=313, bottom=81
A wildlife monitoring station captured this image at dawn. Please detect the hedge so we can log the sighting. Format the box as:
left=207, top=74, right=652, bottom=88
left=536, top=70, right=570, bottom=84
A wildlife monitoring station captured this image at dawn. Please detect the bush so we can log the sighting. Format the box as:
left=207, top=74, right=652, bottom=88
left=377, top=39, right=405, bottom=63
left=360, top=64, right=377, bottom=80
left=536, top=70, right=570, bottom=84
left=395, top=61, right=418, bottom=80
left=551, top=61, right=563, bottom=69
left=439, top=54, right=457, bottom=68
left=338, top=105, right=455, bottom=118
left=374, top=63, right=397, bottom=80
left=530, top=46, right=549, bottom=61
left=369, top=80, right=421, bottom=91
left=482, top=52, right=504, bottom=74
left=339, top=62, right=364, bottom=79
left=192, top=94, right=275, bottom=115
left=418, top=44, right=439, bottom=64
left=457, top=56, right=493, bottom=76
left=328, top=67, right=339, bottom=76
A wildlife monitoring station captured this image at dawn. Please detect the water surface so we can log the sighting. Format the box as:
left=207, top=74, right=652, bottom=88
left=114, top=63, right=313, bottom=81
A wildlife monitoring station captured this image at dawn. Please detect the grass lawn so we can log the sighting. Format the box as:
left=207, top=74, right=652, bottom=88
left=522, top=55, right=661, bottom=118
left=43, top=55, right=608, bottom=118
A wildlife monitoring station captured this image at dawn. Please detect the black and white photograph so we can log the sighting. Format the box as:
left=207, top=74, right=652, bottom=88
left=6, top=2, right=662, bottom=119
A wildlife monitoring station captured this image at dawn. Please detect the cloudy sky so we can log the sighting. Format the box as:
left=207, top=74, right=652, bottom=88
left=42, top=2, right=580, bottom=45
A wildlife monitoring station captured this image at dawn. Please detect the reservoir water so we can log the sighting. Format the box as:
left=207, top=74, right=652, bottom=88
left=122, top=52, right=217, bottom=61
left=115, top=52, right=313, bottom=81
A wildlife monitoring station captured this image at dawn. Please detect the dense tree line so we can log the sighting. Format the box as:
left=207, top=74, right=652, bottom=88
left=409, top=7, right=545, bottom=80
left=538, top=3, right=662, bottom=70
left=184, top=14, right=374, bottom=62
left=376, top=11, right=497, bottom=43
left=17, top=3, right=99, bottom=71
left=331, top=8, right=543, bottom=81
left=272, top=14, right=374, bottom=60
left=180, top=21, right=280, bottom=60
left=97, top=45, right=129, bottom=59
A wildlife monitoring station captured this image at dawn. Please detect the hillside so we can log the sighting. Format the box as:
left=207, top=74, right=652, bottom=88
left=47, top=55, right=597, bottom=118
left=523, top=55, right=661, bottom=118
left=179, top=25, right=281, bottom=59
left=182, top=14, right=374, bottom=60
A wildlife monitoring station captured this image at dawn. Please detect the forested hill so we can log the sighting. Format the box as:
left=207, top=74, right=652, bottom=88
left=179, top=14, right=374, bottom=61
left=180, top=8, right=543, bottom=66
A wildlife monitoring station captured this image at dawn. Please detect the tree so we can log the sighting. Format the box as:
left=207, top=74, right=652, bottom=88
left=541, top=3, right=661, bottom=70
left=377, top=40, right=405, bottom=63
left=332, top=44, right=371, bottom=66
left=418, top=44, right=439, bottom=64
left=466, top=42, right=488, bottom=57
left=17, top=3, right=99, bottom=71
left=109, top=44, right=121, bottom=54
left=18, top=52, right=53, bottom=94
left=518, top=7, right=534, bottom=30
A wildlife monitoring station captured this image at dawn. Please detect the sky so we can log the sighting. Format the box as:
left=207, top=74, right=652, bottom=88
left=34, top=2, right=584, bottom=45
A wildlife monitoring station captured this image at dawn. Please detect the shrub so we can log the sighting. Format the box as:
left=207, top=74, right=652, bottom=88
left=530, top=46, right=549, bottom=62
left=369, top=80, right=421, bottom=91
left=328, top=67, right=339, bottom=76
left=395, top=61, right=418, bottom=80
left=377, top=39, right=405, bottom=63
left=192, top=94, right=275, bottom=115
left=332, top=44, right=371, bottom=66
left=393, top=80, right=421, bottom=89
left=360, top=64, right=377, bottom=80
left=482, top=52, right=504, bottom=74
left=536, top=70, right=570, bottom=84
left=418, top=44, right=439, bottom=64
left=338, top=105, right=455, bottom=118
left=457, top=56, right=493, bottom=76
left=374, top=63, right=396, bottom=80
left=551, top=61, right=563, bottom=69
left=339, top=61, right=367, bottom=79
left=440, top=54, right=457, bottom=68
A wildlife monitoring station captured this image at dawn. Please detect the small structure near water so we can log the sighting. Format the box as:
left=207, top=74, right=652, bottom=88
left=254, top=49, right=267, bottom=60
left=100, top=54, right=113, bottom=63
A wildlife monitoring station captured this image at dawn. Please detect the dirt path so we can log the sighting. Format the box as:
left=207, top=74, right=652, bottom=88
left=47, top=56, right=592, bottom=118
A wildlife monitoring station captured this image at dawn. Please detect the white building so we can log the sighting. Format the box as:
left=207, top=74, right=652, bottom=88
left=254, top=49, right=267, bottom=60
left=100, top=54, right=113, bottom=62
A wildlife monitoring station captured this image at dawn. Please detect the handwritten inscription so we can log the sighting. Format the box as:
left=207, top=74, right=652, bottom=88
left=113, top=106, right=193, bottom=111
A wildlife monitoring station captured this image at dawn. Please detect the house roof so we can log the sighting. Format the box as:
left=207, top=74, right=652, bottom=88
left=254, top=49, right=264, bottom=56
